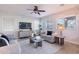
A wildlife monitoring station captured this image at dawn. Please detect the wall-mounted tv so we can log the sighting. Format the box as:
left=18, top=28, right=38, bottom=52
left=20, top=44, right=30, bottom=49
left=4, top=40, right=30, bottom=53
left=19, top=22, right=31, bottom=29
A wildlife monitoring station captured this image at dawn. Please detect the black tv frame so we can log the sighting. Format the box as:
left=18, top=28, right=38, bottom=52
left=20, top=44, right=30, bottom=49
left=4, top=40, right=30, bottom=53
left=19, top=22, right=31, bottom=29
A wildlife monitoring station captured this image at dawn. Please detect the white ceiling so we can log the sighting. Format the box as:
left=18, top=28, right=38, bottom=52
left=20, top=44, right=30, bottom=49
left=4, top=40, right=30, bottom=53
left=0, top=4, right=78, bottom=18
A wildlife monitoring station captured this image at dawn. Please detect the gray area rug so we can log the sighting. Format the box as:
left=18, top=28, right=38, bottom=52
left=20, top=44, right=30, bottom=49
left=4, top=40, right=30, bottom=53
left=0, top=39, right=61, bottom=54
left=19, top=39, right=61, bottom=54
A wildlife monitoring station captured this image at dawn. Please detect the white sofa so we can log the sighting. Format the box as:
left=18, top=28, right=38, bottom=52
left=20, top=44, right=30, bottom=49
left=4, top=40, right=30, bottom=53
left=41, top=34, right=55, bottom=44
left=41, top=31, right=55, bottom=44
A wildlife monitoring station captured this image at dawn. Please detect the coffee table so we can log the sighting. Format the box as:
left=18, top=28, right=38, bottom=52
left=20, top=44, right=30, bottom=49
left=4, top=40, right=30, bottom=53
left=30, top=36, right=43, bottom=48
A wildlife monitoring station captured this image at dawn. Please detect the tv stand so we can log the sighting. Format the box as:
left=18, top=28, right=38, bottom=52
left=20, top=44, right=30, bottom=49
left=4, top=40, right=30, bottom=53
left=18, top=29, right=32, bottom=39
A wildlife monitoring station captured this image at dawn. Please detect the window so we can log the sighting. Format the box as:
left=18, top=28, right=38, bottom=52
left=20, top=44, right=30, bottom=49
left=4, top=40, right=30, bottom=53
left=34, top=20, right=39, bottom=31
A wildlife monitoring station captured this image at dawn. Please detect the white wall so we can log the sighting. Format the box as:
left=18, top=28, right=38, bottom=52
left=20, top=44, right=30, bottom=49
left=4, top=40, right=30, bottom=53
left=40, top=6, right=79, bottom=45
left=53, top=6, right=79, bottom=44
left=0, top=15, right=39, bottom=39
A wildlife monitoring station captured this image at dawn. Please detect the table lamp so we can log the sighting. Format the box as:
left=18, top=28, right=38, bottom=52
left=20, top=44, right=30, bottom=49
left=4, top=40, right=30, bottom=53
left=57, top=24, right=64, bottom=37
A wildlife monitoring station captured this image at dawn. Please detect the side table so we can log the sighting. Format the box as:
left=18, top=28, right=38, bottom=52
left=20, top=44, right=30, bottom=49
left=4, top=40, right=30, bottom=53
left=54, top=36, right=64, bottom=45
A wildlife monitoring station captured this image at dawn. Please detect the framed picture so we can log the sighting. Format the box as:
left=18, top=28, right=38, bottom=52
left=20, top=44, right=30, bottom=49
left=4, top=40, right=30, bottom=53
left=65, top=16, right=76, bottom=30
left=56, top=18, right=65, bottom=30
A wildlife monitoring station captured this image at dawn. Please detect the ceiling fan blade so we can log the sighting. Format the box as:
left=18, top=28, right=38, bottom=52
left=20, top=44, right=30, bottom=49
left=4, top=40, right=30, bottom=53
left=27, top=9, right=33, bottom=11
left=38, top=10, right=45, bottom=12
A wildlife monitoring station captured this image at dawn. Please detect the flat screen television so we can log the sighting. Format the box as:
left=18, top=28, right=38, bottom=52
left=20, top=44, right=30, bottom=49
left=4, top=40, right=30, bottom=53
left=47, top=31, right=52, bottom=35
left=19, top=22, right=31, bottom=29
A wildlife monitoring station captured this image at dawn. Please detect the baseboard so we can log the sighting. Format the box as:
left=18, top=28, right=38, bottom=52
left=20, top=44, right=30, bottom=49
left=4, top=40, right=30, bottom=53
left=65, top=40, right=79, bottom=45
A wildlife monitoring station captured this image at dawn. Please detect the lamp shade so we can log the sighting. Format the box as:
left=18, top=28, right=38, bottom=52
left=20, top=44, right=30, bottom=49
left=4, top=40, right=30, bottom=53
left=58, top=26, right=64, bottom=31
left=57, top=24, right=64, bottom=31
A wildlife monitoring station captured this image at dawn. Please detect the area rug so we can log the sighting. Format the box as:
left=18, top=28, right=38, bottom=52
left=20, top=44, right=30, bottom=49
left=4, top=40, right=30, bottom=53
left=19, top=39, right=61, bottom=54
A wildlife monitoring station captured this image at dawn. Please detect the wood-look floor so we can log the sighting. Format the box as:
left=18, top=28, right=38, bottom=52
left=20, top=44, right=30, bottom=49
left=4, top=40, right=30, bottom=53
left=55, top=41, right=79, bottom=54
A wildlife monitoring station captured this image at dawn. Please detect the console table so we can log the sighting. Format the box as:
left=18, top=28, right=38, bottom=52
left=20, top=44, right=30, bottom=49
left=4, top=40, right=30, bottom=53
left=18, top=29, right=32, bottom=39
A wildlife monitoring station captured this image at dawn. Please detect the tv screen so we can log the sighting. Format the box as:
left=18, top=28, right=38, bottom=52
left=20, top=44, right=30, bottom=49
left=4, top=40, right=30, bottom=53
left=19, top=22, right=31, bottom=29
left=47, top=31, right=52, bottom=35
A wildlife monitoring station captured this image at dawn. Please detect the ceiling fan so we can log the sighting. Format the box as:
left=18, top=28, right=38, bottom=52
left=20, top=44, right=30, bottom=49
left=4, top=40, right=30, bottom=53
left=27, top=6, right=45, bottom=15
